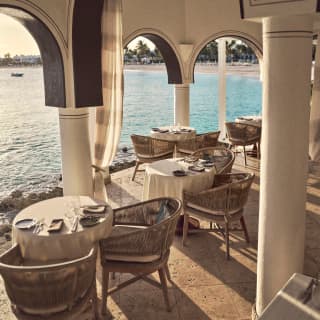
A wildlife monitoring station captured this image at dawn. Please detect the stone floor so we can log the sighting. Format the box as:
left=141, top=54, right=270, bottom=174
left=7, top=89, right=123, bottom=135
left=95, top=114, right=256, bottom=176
left=1, top=154, right=320, bottom=320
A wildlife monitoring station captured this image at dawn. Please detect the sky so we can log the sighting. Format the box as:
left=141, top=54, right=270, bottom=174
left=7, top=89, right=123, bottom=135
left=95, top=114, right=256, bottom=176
left=0, top=14, right=40, bottom=57
left=0, top=13, right=156, bottom=58
left=127, top=37, right=155, bottom=50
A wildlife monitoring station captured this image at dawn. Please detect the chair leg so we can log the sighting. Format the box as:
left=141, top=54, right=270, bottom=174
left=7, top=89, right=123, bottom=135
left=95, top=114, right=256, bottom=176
left=165, top=263, right=171, bottom=281
left=257, top=142, right=261, bottom=159
left=93, top=280, right=99, bottom=320
left=101, top=267, right=109, bottom=315
left=243, top=146, right=247, bottom=166
left=225, top=222, right=230, bottom=260
left=131, top=161, right=140, bottom=181
left=182, top=213, right=189, bottom=246
left=240, top=216, right=250, bottom=243
left=158, top=267, right=171, bottom=312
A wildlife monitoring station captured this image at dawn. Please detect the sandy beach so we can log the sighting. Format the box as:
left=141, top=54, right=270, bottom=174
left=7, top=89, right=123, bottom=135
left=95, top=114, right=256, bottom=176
left=125, top=62, right=260, bottom=78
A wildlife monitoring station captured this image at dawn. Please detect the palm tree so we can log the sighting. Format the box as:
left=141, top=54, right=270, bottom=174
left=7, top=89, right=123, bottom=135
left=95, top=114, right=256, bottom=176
left=135, top=40, right=150, bottom=62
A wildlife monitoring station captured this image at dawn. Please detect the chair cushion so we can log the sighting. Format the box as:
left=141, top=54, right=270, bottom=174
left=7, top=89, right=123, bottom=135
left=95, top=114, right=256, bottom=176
left=187, top=203, right=225, bottom=219
left=155, top=200, right=170, bottom=223
left=105, top=253, right=161, bottom=263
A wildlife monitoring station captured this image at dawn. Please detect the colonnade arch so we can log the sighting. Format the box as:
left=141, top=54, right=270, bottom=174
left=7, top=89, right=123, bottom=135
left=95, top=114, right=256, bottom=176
left=124, top=29, right=183, bottom=84
left=190, top=31, right=263, bottom=81
left=0, top=4, right=66, bottom=107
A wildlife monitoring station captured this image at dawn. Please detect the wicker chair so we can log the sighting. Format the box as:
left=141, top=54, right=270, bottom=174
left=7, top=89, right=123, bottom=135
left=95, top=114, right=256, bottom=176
left=99, top=197, right=182, bottom=314
left=191, top=147, right=235, bottom=174
left=0, top=245, right=98, bottom=319
left=176, top=131, right=220, bottom=156
left=182, top=172, right=254, bottom=259
left=131, top=134, right=175, bottom=181
left=225, top=122, right=261, bottom=166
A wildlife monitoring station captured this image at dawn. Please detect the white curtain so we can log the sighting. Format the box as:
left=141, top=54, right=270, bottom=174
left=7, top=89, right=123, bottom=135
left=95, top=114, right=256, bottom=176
left=93, top=0, right=123, bottom=201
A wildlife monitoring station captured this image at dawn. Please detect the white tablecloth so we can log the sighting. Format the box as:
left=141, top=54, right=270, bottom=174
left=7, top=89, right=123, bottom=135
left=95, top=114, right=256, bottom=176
left=13, top=196, right=113, bottom=262
left=143, top=158, right=216, bottom=201
left=150, top=126, right=196, bottom=141
left=235, top=115, right=262, bottom=128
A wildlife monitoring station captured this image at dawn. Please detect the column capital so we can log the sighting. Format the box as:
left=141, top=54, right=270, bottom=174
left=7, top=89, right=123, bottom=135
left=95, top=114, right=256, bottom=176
left=263, top=14, right=313, bottom=33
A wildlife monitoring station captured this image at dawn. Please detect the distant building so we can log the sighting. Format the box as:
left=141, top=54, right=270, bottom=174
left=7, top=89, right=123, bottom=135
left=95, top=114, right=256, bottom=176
left=12, top=54, right=42, bottom=65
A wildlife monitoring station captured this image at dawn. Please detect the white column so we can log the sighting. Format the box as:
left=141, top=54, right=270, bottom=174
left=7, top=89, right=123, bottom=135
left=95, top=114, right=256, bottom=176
left=59, top=108, right=93, bottom=196
left=309, top=34, right=320, bottom=161
left=174, top=84, right=190, bottom=126
left=218, top=38, right=226, bottom=139
left=256, top=15, right=313, bottom=315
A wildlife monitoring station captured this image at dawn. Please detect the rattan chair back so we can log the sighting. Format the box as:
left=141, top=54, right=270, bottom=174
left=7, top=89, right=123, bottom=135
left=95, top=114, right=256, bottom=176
left=100, top=198, right=181, bottom=260
left=191, top=147, right=235, bottom=173
left=0, top=245, right=97, bottom=317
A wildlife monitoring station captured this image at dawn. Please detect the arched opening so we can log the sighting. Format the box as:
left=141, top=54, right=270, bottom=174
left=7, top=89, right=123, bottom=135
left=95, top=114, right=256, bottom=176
left=190, top=36, right=262, bottom=135
left=0, top=12, right=62, bottom=199
left=0, top=6, right=65, bottom=107
left=124, top=32, right=182, bottom=84
left=114, top=34, right=182, bottom=164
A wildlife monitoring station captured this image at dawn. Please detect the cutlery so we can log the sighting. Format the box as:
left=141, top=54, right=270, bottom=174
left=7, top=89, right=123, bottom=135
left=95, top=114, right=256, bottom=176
left=71, top=216, right=79, bottom=232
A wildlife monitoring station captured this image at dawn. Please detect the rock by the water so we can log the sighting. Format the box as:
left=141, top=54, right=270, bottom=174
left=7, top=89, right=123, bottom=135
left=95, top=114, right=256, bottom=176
left=10, top=190, right=23, bottom=198
left=4, top=233, right=11, bottom=241
left=122, top=146, right=128, bottom=152
left=0, top=224, right=11, bottom=237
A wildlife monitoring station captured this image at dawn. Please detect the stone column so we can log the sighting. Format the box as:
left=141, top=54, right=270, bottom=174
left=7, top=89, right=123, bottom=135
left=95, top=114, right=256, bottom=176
left=256, top=15, right=313, bottom=315
left=218, top=38, right=226, bottom=139
left=309, top=34, right=320, bottom=161
left=174, top=84, right=190, bottom=126
left=59, top=108, right=93, bottom=196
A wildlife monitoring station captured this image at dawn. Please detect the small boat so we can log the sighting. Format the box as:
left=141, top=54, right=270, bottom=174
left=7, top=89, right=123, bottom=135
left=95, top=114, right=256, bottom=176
left=11, top=73, right=24, bottom=77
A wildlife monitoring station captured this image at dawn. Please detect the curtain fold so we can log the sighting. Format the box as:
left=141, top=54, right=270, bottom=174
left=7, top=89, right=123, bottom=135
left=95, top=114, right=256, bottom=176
left=93, top=0, right=124, bottom=201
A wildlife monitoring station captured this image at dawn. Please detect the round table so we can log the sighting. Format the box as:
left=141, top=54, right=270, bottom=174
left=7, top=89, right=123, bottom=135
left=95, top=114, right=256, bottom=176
left=13, top=196, right=113, bottom=262
left=150, top=126, right=196, bottom=142
left=143, top=158, right=216, bottom=201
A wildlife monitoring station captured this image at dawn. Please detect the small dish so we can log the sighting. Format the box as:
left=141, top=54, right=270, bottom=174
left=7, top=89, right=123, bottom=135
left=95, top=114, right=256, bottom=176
left=188, top=166, right=205, bottom=172
left=80, top=216, right=100, bottom=227
left=83, top=205, right=106, bottom=214
left=184, top=156, right=198, bottom=163
left=173, top=170, right=187, bottom=177
left=203, top=162, right=214, bottom=168
left=15, top=219, right=36, bottom=230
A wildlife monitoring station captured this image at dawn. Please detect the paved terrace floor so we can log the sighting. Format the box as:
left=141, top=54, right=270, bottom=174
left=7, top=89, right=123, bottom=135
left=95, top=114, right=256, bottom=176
left=1, top=155, right=320, bottom=320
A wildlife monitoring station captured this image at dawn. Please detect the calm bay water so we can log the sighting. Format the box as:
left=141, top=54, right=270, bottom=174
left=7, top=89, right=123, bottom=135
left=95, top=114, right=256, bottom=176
left=0, top=67, right=261, bottom=198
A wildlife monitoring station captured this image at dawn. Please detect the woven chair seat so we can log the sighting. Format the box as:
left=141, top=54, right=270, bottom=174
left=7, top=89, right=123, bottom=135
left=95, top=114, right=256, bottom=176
left=182, top=172, right=255, bottom=259
left=99, top=197, right=182, bottom=314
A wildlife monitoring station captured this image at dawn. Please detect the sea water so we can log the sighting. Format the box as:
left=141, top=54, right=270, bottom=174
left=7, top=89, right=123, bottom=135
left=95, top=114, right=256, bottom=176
left=0, top=67, right=261, bottom=197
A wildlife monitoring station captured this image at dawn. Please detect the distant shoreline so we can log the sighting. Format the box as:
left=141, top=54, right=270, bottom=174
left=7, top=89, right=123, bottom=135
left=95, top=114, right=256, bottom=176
left=125, top=63, right=260, bottom=78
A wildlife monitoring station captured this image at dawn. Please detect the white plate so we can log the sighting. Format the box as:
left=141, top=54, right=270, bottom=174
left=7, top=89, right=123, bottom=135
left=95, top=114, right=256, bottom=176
left=15, top=219, right=36, bottom=230
left=83, top=206, right=106, bottom=214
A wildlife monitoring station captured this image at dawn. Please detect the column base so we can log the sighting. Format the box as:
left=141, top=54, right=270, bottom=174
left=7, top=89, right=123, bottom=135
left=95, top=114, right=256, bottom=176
left=251, top=303, right=259, bottom=320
